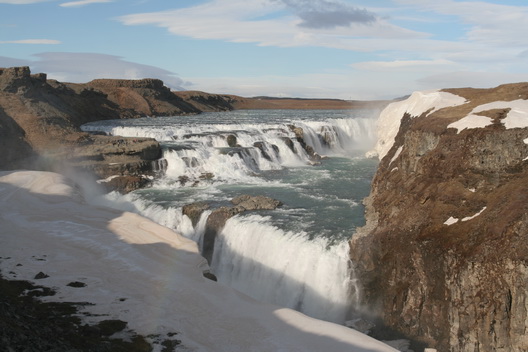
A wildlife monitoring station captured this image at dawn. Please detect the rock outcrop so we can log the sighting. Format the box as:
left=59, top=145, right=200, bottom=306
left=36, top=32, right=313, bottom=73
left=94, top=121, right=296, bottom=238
left=184, top=195, right=283, bottom=263
left=0, top=67, right=239, bottom=192
left=350, top=83, right=528, bottom=351
left=86, top=79, right=202, bottom=117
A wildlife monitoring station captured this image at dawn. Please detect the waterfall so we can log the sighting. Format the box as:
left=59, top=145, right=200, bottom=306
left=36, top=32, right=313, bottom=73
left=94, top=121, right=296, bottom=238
left=82, top=110, right=378, bottom=324
left=210, top=214, right=357, bottom=323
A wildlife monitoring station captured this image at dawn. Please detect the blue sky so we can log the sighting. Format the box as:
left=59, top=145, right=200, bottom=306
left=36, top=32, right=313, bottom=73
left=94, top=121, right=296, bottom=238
left=1, top=0, right=528, bottom=99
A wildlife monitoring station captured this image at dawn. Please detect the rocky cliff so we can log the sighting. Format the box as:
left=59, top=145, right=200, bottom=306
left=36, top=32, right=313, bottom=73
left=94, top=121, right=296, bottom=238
left=0, top=67, right=239, bottom=192
left=350, top=83, right=528, bottom=351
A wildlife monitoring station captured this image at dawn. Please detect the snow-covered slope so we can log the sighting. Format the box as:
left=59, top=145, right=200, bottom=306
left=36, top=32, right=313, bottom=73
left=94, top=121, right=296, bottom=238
left=371, top=90, right=466, bottom=159
left=0, top=170, right=396, bottom=352
left=448, top=99, right=528, bottom=132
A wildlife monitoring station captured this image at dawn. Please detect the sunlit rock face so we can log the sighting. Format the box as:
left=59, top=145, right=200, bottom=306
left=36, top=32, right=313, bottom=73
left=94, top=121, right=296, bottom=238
left=350, top=83, right=528, bottom=351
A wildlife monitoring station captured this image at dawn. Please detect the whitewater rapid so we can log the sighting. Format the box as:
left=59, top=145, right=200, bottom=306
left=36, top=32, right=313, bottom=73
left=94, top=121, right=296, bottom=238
left=82, top=109, right=379, bottom=323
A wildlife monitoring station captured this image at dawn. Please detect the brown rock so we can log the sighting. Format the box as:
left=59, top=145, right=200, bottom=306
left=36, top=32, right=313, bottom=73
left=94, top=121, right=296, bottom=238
left=182, top=202, right=210, bottom=226
left=349, top=82, right=528, bottom=352
left=201, top=195, right=283, bottom=263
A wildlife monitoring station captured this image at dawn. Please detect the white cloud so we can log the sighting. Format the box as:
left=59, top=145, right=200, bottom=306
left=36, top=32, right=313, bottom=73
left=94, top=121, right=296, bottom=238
left=0, top=56, right=31, bottom=67
left=185, top=70, right=414, bottom=100
left=0, top=52, right=188, bottom=90
left=117, top=0, right=427, bottom=50
left=394, top=0, right=528, bottom=47
left=60, top=0, right=112, bottom=7
left=417, top=71, right=528, bottom=90
left=352, top=58, right=455, bottom=71
left=0, top=39, right=61, bottom=44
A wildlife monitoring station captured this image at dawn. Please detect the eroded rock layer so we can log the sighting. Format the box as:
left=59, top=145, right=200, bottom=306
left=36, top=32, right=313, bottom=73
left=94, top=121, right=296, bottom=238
left=350, top=83, right=528, bottom=351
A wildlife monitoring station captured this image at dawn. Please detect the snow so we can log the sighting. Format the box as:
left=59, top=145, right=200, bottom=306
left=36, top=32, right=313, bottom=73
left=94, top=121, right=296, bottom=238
left=448, top=99, right=528, bottom=133
left=461, top=207, right=487, bottom=222
left=444, top=207, right=487, bottom=226
left=372, top=90, right=466, bottom=160
left=447, top=114, right=493, bottom=133
left=389, top=146, right=403, bottom=166
left=444, top=217, right=459, bottom=226
left=0, top=170, right=397, bottom=352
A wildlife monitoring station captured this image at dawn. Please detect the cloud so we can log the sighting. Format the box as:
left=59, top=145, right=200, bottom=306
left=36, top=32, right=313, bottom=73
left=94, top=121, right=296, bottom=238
left=352, top=58, right=456, bottom=71
left=0, top=56, right=32, bottom=67
left=276, top=0, right=376, bottom=29
left=0, top=39, right=61, bottom=44
left=519, top=50, right=528, bottom=58
left=0, top=0, right=51, bottom=3
left=184, top=70, right=417, bottom=100
left=394, top=0, right=528, bottom=47
left=60, top=0, right=112, bottom=7
left=417, top=71, right=528, bottom=90
left=118, top=0, right=426, bottom=50
left=0, top=52, right=188, bottom=90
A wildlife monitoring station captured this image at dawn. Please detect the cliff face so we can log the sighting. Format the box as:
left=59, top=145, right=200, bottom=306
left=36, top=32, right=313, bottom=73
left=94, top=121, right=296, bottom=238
left=0, top=67, right=237, bottom=192
left=350, top=83, right=528, bottom=351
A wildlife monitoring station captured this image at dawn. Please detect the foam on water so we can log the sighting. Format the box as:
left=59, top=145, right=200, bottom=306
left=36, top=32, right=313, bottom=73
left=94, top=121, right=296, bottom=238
left=211, top=214, right=359, bottom=323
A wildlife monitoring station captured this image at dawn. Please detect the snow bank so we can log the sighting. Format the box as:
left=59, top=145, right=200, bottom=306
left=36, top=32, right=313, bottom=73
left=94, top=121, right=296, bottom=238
left=0, top=171, right=396, bottom=352
left=372, top=90, right=466, bottom=160
left=448, top=99, right=528, bottom=133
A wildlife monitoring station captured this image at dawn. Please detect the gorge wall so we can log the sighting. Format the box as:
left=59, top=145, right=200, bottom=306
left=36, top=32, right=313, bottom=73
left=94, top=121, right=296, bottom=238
left=0, top=67, right=241, bottom=192
left=350, top=83, right=528, bottom=351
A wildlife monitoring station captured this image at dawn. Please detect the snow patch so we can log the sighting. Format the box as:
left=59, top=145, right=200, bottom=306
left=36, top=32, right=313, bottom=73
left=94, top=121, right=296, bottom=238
left=448, top=99, right=528, bottom=133
left=447, top=114, right=493, bottom=133
left=461, top=207, right=487, bottom=222
left=389, top=146, right=403, bottom=166
left=444, top=207, right=487, bottom=226
left=444, top=217, right=459, bottom=226
left=372, top=90, right=466, bottom=160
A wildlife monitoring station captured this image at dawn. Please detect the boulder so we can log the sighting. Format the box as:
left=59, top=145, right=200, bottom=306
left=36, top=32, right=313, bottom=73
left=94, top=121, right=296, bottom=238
left=199, top=195, right=283, bottom=263
left=253, top=141, right=279, bottom=161
left=226, top=134, right=239, bottom=147
left=288, top=124, right=322, bottom=163
left=101, top=175, right=152, bottom=194
left=182, top=202, right=210, bottom=226
left=231, top=194, right=283, bottom=211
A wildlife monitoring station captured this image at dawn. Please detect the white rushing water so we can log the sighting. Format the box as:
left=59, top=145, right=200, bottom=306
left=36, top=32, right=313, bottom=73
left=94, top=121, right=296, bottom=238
left=82, top=109, right=379, bottom=323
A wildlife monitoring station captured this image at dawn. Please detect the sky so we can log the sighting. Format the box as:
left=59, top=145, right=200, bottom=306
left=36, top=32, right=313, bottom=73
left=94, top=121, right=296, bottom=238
left=1, top=0, right=528, bottom=100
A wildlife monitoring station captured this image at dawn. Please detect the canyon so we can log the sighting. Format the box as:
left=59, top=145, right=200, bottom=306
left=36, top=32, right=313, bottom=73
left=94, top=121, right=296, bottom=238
left=2, top=66, right=528, bottom=351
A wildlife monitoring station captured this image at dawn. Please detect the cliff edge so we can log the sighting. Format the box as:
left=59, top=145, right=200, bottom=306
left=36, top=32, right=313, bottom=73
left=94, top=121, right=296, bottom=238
left=350, top=83, right=528, bottom=351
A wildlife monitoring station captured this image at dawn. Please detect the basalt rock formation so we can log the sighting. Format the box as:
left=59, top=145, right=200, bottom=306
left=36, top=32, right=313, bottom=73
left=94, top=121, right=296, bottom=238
left=350, top=83, right=528, bottom=351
